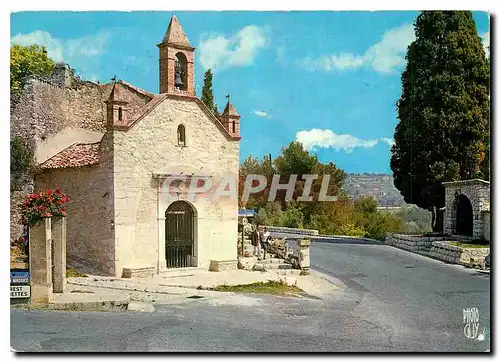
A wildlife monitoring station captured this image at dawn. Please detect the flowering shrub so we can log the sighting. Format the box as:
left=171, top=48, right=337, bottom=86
left=11, top=236, right=28, bottom=254
left=21, top=187, right=70, bottom=227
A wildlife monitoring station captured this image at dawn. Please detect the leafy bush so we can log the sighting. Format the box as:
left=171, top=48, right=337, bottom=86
left=334, top=223, right=366, bottom=237
left=361, top=212, right=405, bottom=240
left=280, top=203, right=304, bottom=228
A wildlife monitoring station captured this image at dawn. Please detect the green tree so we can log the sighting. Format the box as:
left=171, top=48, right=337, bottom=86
left=200, top=69, right=219, bottom=115
left=274, top=141, right=318, bottom=177
left=273, top=141, right=318, bottom=210
left=239, top=154, right=274, bottom=209
left=391, top=11, right=490, bottom=232
left=354, top=196, right=378, bottom=214
left=10, top=136, right=35, bottom=190
left=11, top=44, right=55, bottom=94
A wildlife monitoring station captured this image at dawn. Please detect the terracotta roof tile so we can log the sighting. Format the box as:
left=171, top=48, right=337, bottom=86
left=118, top=80, right=155, bottom=99
left=40, top=143, right=100, bottom=170
left=222, top=100, right=240, bottom=117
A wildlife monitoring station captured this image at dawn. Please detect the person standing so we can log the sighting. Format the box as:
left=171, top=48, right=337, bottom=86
left=251, top=225, right=261, bottom=259
left=262, top=227, right=271, bottom=259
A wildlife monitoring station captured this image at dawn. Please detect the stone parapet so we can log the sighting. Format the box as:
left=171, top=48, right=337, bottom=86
left=266, top=226, right=319, bottom=236
left=430, top=241, right=489, bottom=267
left=121, top=266, right=156, bottom=278
left=209, top=260, right=238, bottom=272
left=385, top=233, right=443, bottom=252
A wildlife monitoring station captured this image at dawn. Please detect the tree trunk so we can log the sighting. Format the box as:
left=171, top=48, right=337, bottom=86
left=431, top=207, right=436, bottom=231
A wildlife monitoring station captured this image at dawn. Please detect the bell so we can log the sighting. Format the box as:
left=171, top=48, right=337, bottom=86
left=174, top=71, right=184, bottom=87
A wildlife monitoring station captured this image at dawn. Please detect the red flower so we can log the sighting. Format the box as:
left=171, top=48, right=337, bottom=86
left=61, top=207, right=66, bottom=212
left=39, top=205, right=45, bottom=211
left=25, top=200, right=30, bottom=205
left=47, top=189, right=53, bottom=195
left=45, top=212, right=52, bottom=217
left=19, top=237, right=25, bottom=243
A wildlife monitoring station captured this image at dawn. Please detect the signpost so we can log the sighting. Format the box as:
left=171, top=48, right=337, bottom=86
left=10, top=270, right=30, bottom=301
left=10, top=285, right=31, bottom=298
left=11, top=271, right=29, bottom=284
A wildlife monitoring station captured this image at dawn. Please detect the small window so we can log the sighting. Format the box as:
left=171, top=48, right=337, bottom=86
left=118, top=107, right=123, bottom=121
left=177, top=124, right=186, bottom=146
left=232, top=121, right=236, bottom=133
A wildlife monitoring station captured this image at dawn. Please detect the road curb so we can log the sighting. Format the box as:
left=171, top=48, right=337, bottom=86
left=312, top=236, right=384, bottom=245
left=47, top=300, right=129, bottom=312
left=310, top=268, right=346, bottom=291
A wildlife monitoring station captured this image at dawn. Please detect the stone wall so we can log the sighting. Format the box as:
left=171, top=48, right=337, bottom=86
left=34, top=134, right=115, bottom=276
left=112, top=97, right=239, bottom=276
left=10, top=68, right=114, bottom=244
left=11, top=75, right=109, bottom=145
left=430, top=241, right=489, bottom=266
left=385, top=233, right=444, bottom=252
left=443, top=179, right=490, bottom=239
left=265, top=226, right=319, bottom=236
left=483, top=211, right=490, bottom=242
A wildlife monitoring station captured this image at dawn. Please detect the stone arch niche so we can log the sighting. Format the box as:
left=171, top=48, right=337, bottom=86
left=443, top=179, right=490, bottom=240
left=454, top=194, right=473, bottom=236
left=174, top=52, right=188, bottom=91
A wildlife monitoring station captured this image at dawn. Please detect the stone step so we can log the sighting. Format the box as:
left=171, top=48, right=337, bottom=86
left=159, top=267, right=207, bottom=278
left=255, top=263, right=293, bottom=270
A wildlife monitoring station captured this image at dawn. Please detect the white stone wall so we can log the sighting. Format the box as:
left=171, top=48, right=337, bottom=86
left=112, top=97, right=239, bottom=276
left=444, top=180, right=490, bottom=239
left=34, top=133, right=115, bottom=275
left=430, top=240, right=489, bottom=266
left=385, top=233, right=442, bottom=252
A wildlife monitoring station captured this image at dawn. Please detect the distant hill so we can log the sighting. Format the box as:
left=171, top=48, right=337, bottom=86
left=342, top=173, right=405, bottom=206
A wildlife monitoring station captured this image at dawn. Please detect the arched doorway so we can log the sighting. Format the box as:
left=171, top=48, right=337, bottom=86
left=455, top=194, right=473, bottom=236
left=165, top=201, right=196, bottom=268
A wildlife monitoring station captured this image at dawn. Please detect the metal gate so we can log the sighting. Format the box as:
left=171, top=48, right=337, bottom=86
left=165, top=201, right=195, bottom=268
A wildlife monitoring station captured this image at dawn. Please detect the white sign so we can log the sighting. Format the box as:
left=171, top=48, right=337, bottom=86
left=10, top=285, right=30, bottom=298
left=463, top=307, right=487, bottom=341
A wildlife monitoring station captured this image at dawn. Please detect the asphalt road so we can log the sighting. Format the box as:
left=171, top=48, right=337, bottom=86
left=11, top=240, right=490, bottom=352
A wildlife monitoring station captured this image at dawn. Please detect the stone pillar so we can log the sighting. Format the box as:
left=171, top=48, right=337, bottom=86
left=29, top=218, right=53, bottom=305
left=52, top=216, right=67, bottom=293
left=298, top=238, right=311, bottom=275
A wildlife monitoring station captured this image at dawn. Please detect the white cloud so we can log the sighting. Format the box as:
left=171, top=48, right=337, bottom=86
left=254, top=110, right=270, bottom=118
left=198, top=25, right=268, bottom=70
left=296, top=128, right=378, bottom=153
left=11, top=30, right=64, bottom=62
left=301, top=53, right=365, bottom=72
left=11, top=30, right=110, bottom=81
left=299, top=23, right=415, bottom=74
left=381, top=137, right=395, bottom=147
left=481, top=31, right=490, bottom=58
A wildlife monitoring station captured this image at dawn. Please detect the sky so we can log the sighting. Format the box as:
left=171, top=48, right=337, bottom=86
left=10, top=11, right=490, bottom=174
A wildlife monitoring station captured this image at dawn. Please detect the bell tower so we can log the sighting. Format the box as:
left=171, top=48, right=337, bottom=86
left=220, top=96, right=241, bottom=138
left=157, top=15, right=195, bottom=96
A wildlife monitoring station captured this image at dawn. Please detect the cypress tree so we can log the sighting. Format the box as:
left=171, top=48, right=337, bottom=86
left=390, top=11, right=490, bottom=231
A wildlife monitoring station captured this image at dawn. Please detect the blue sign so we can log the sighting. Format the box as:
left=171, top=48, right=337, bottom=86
left=238, top=209, right=255, bottom=217
left=11, top=271, right=29, bottom=284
